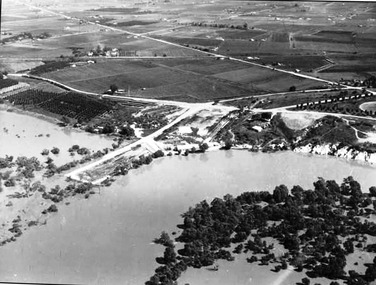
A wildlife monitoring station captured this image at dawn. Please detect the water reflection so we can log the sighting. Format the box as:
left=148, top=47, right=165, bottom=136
left=224, top=149, right=233, bottom=158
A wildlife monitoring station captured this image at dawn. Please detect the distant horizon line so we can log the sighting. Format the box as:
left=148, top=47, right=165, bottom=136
left=242, top=0, right=376, bottom=2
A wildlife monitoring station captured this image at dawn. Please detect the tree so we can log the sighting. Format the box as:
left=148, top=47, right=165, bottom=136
left=369, top=186, right=376, bottom=197
left=199, top=143, right=209, bottom=152
left=344, top=239, right=354, bottom=254
left=291, top=185, right=304, bottom=201
left=102, top=124, right=115, bottom=134
left=47, top=204, right=58, bottom=212
left=154, top=231, right=174, bottom=248
left=119, top=125, right=134, bottom=137
left=289, top=86, right=296, bottom=92
left=152, top=150, right=164, bottom=158
left=223, top=139, right=232, bottom=150
left=163, top=246, right=177, bottom=264
left=110, top=84, right=118, bottom=94
left=95, top=45, right=102, bottom=54
left=0, top=158, right=9, bottom=169
left=273, top=185, right=289, bottom=203
left=365, top=265, right=376, bottom=282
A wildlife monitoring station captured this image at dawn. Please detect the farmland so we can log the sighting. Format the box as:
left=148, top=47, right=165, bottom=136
left=2, top=0, right=375, bottom=106
left=1, top=0, right=375, bottom=81
left=1, top=0, right=375, bottom=91
left=0, top=78, right=19, bottom=89
left=4, top=90, right=115, bottom=122
left=38, top=57, right=326, bottom=102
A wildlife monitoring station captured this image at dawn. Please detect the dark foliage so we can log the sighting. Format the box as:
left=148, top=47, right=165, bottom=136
left=148, top=177, right=376, bottom=284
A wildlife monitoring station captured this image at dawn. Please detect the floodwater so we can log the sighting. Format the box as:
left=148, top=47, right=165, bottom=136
left=1, top=110, right=376, bottom=285
left=0, top=150, right=376, bottom=284
left=0, top=109, right=114, bottom=166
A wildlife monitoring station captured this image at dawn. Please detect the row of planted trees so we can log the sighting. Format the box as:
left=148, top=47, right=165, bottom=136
left=295, top=92, right=375, bottom=117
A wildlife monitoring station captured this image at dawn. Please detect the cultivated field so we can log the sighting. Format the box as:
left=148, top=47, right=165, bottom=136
left=40, top=57, right=326, bottom=102
left=2, top=0, right=375, bottom=84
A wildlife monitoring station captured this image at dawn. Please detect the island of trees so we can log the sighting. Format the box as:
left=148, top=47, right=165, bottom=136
left=147, top=177, right=376, bottom=285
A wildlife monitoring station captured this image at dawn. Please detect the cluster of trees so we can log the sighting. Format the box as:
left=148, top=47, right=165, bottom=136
left=87, top=45, right=124, bottom=57
left=0, top=156, right=43, bottom=188
left=68, top=145, right=90, bottom=155
left=230, top=112, right=291, bottom=150
left=297, top=115, right=358, bottom=146
left=147, top=177, right=376, bottom=284
left=86, top=104, right=170, bottom=139
left=0, top=155, right=14, bottom=169
left=38, top=92, right=114, bottom=122
left=29, top=60, right=71, bottom=75
left=0, top=78, right=18, bottom=89
left=146, top=232, right=187, bottom=285
left=29, top=60, right=72, bottom=76
left=86, top=124, right=135, bottom=138
left=113, top=150, right=164, bottom=177
left=42, top=147, right=60, bottom=156
left=363, top=76, right=376, bottom=88
left=188, top=21, right=250, bottom=31
left=189, top=143, right=209, bottom=153
left=133, top=113, right=168, bottom=133
left=1, top=32, right=51, bottom=44
left=42, top=182, right=94, bottom=203
left=132, top=150, right=165, bottom=169
left=44, top=149, right=106, bottom=178
left=340, top=76, right=376, bottom=88
left=15, top=156, right=42, bottom=178
left=6, top=87, right=115, bottom=125
left=4, top=89, right=62, bottom=106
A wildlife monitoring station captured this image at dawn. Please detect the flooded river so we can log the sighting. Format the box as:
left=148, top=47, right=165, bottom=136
left=0, top=109, right=114, bottom=166
left=1, top=110, right=376, bottom=285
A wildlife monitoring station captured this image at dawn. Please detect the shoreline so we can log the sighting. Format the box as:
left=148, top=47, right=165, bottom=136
left=0, top=104, right=119, bottom=142
left=2, top=104, right=375, bottom=181
left=292, top=142, right=376, bottom=166
left=230, top=143, right=376, bottom=168
left=0, top=104, right=60, bottom=125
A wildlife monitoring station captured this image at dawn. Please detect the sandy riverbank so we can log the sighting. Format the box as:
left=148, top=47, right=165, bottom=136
left=293, top=143, right=376, bottom=166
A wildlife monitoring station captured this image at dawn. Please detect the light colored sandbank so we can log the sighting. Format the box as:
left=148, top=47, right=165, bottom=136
left=281, top=112, right=326, bottom=130
left=360, top=102, right=376, bottom=112
left=294, top=143, right=376, bottom=166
